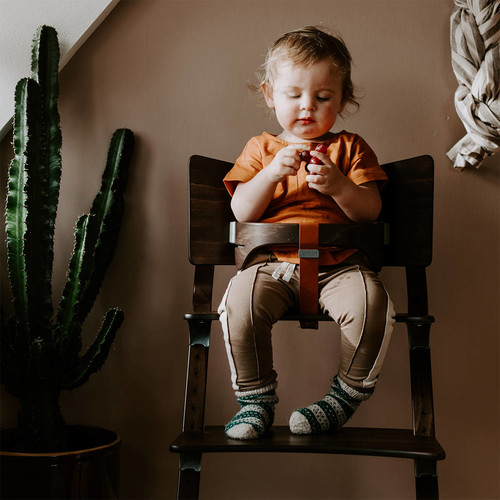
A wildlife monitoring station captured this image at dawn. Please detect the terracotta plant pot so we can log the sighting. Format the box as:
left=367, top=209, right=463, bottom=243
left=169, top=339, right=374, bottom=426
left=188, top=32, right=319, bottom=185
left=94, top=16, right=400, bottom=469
left=0, top=426, right=120, bottom=499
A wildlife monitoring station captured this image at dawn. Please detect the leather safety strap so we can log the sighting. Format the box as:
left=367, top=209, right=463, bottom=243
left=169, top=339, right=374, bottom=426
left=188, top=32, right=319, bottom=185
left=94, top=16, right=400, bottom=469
left=299, top=222, right=319, bottom=330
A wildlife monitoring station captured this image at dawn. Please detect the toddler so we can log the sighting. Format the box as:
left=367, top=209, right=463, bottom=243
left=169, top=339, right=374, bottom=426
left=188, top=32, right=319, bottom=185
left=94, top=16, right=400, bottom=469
left=218, top=26, right=395, bottom=440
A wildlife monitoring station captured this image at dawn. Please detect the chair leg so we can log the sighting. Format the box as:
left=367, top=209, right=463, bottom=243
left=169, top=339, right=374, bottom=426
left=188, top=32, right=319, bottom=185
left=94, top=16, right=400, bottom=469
left=408, top=332, right=435, bottom=438
left=182, top=341, right=209, bottom=433
left=177, top=318, right=210, bottom=500
left=414, top=459, right=439, bottom=500
left=177, top=453, right=202, bottom=500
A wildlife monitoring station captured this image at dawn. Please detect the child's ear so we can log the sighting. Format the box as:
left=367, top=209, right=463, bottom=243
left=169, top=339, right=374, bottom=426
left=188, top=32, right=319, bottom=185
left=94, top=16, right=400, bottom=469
left=261, top=83, right=275, bottom=109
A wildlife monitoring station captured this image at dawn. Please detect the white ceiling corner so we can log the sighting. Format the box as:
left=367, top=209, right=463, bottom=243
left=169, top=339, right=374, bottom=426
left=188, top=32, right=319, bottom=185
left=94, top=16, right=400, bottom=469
left=0, top=0, right=120, bottom=141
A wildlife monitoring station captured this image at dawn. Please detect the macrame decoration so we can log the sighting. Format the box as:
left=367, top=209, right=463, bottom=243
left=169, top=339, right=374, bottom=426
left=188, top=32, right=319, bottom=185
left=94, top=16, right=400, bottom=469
left=447, top=0, right=500, bottom=170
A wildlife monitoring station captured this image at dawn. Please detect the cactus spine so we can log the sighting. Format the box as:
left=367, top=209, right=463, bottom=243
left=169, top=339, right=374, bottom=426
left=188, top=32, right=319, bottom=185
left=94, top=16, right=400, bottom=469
left=1, top=26, right=134, bottom=451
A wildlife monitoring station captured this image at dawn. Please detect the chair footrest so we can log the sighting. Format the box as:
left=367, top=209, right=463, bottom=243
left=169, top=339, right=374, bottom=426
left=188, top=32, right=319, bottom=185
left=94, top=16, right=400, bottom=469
left=170, top=426, right=445, bottom=461
left=185, top=313, right=434, bottom=324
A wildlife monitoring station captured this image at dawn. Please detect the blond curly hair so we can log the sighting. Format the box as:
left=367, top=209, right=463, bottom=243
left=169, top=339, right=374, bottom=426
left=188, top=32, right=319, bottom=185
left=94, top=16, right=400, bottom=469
left=256, top=26, right=360, bottom=114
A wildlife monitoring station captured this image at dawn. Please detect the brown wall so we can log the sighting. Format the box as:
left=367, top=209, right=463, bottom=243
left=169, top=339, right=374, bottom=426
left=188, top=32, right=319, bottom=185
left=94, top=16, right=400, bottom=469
left=1, top=1, right=499, bottom=498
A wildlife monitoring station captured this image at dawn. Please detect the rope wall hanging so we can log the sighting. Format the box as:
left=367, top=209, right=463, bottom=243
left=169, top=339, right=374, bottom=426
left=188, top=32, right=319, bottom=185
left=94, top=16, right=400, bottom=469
left=447, top=0, right=500, bottom=170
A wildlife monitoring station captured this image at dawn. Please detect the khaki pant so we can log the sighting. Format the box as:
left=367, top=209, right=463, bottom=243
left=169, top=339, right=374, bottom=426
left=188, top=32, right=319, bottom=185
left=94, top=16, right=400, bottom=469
left=218, top=257, right=395, bottom=392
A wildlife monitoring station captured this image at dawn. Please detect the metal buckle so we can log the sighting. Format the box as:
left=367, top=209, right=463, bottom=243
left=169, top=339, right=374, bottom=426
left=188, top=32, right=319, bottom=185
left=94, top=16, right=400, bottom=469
left=298, top=249, right=319, bottom=259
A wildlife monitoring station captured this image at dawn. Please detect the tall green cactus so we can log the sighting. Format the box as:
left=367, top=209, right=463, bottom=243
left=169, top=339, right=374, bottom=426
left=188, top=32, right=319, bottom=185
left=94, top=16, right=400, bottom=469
left=1, top=26, right=134, bottom=452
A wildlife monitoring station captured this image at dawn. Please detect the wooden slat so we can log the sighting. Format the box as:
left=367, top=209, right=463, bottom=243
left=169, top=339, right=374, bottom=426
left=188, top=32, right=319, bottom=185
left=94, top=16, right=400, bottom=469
left=170, top=426, right=445, bottom=461
left=184, top=312, right=434, bottom=324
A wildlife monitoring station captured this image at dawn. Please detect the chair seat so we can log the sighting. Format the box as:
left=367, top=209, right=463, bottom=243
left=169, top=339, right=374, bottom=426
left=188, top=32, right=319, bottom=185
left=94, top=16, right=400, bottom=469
left=170, top=426, right=445, bottom=460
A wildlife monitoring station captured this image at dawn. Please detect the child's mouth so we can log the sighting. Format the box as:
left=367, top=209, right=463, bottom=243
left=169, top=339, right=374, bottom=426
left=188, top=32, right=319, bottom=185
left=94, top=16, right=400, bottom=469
left=297, top=118, right=314, bottom=124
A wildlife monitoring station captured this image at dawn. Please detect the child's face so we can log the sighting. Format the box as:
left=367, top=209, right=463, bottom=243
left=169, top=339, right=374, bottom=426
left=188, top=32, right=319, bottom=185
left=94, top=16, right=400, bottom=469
left=262, top=58, right=345, bottom=143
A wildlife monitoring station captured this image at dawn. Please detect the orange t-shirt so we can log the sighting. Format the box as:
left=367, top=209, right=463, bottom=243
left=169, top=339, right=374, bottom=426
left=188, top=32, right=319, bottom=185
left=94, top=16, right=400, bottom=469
left=223, top=131, right=388, bottom=265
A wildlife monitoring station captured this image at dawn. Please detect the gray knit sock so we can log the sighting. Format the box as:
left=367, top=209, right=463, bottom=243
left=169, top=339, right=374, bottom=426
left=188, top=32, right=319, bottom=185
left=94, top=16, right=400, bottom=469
left=225, top=387, right=278, bottom=440
left=289, top=376, right=373, bottom=434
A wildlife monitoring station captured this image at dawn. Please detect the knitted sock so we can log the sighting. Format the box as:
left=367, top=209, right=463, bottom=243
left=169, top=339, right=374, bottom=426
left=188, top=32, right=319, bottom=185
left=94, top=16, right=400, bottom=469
left=225, top=387, right=278, bottom=440
left=289, top=376, right=373, bottom=435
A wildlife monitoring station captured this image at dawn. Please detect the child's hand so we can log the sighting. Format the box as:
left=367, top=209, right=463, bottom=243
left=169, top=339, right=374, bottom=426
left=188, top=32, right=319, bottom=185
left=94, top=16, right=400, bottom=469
left=305, top=150, right=341, bottom=195
left=264, top=145, right=306, bottom=183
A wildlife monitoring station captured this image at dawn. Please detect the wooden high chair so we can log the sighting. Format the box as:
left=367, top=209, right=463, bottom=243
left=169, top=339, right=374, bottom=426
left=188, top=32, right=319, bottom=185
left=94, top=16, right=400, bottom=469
left=170, top=154, right=445, bottom=499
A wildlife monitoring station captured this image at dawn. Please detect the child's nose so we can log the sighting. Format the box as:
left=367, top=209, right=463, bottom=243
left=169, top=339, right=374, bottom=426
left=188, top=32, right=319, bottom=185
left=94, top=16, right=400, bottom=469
left=300, top=95, right=315, bottom=110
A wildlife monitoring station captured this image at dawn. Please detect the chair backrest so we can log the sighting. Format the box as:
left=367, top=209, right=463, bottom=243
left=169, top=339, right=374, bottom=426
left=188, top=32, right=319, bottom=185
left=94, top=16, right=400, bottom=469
left=380, top=156, right=433, bottom=267
left=188, top=154, right=434, bottom=268
left=188, top=155, right=234, bottom=266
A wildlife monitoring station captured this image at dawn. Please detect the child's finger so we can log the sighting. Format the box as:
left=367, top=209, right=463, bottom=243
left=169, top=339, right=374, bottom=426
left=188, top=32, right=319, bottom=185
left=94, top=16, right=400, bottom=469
left=306, top=163, right=324, bottom=175
left=310, top=151, right=334, bottom=167
left=310, top=150, right=326, bottom=160
left=306, top=171, right=322, bottom=182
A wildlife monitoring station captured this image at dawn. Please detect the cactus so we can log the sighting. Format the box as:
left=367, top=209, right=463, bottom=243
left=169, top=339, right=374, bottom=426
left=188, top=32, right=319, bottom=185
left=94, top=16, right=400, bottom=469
left=1, top=26, right=134, bottom=452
